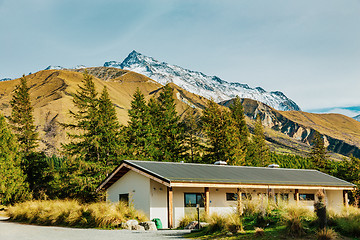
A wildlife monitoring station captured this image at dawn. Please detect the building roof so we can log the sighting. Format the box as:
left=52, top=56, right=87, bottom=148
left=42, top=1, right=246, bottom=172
left=97, top=160, right=355, bottom=191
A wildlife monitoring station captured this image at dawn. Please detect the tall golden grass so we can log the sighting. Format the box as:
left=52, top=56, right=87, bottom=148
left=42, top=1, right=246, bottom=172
left=7, top=200, right=147, bottom=228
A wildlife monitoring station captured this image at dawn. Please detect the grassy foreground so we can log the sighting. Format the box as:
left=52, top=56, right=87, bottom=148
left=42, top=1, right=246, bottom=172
left=181, top=199, right=360, bottom=240
left=6, top=200, right=147, bottom=228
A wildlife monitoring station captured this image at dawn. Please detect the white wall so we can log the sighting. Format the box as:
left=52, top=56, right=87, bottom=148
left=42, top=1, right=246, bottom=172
left=150, top=180, right=168, bottom=228
left=107, top=171, right=151, bottom=218
left=326, top=190, right=343, bottom=212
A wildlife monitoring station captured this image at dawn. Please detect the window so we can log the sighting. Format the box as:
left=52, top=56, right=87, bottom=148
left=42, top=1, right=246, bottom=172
left=119, top=193, right=129, bottom=205
left=226, top=193, right=237, bottom=201
left=275, top=193, right=289, bottom=203
left=299, top=194, right=315, bottom=201
left=279, top=193, right=289, bottom=201
left=184, top=193, right=204, bottom=207
left=226, top=193, right=252, bottom=201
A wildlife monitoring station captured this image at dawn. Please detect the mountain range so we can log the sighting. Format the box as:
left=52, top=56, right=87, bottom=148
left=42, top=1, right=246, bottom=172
left=104, top=50, right=300, bottom=112
left=1, top=67, right=360, bottom=160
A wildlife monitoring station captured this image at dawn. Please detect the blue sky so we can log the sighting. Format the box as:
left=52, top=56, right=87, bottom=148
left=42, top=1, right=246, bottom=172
left=1, top=0, right=359, bottom=112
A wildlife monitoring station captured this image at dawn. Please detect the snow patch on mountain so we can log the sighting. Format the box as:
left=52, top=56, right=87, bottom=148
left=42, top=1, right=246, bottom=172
left=45, top=65, right=65, bottom=70
left=104, top=50, right=300, bottom=111
left=45, top=65, right=87, bottom=71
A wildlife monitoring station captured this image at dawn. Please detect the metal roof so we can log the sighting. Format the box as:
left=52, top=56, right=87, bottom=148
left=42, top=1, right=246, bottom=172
left=122, top=160, right=355, bottom=187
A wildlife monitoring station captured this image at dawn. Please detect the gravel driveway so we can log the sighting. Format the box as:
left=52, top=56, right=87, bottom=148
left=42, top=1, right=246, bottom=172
left=0, top=218, right=191, bottom=240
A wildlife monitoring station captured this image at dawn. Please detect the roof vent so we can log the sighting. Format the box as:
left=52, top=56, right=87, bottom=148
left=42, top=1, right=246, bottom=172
left=268, top=164, right=280, bottom=168
left=214, top=161, right=227, bottom=165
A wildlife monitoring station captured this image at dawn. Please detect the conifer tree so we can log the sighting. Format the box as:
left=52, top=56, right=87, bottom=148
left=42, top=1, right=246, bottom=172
left=150, top=84, right=185, bottom=161
left=228, top=96, right=249, bottom=165
left=62, top=71, right=101, bottom=162
left=201, top=100, right=238, bottom=164
left=229, top=96, right=249, bottom=147
left=127, top=88, right=154, bottom=158
left=309, top=132, right=329, bottom=172
left=98, top=86, right=122, bottom=166
left=9, top=75, right=49, bottom=197
left=61, top=71, right=127, bottom=201
left=9, top=75, right=38, bottom=153
left=247, top=114, right=270, bottom=167
left=182, top=106, right=203, bottom=163
left=0, top=113, right=30, bottom=204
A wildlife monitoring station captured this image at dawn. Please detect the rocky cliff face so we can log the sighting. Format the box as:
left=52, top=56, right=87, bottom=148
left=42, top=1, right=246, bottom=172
left=220, top=98, right=360, bottom=158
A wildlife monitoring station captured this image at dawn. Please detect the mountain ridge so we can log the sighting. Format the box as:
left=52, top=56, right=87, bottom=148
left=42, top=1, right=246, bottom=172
left=104, top=50, right=301, bottom=112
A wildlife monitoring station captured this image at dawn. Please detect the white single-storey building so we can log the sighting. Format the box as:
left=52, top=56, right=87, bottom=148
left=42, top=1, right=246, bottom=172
left=97, top=160, right=355, bottom=229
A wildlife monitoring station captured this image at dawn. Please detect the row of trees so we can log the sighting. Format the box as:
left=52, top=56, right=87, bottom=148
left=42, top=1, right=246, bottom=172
left=1, top=71, right=359, bottom=204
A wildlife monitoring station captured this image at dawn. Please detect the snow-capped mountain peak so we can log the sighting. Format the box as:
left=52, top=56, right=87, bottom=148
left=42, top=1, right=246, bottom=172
left=45, top=65, right=65, bottom=70
left=104, top=51, right=300, bottom=111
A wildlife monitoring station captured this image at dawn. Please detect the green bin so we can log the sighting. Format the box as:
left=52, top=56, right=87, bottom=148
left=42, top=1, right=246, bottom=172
left=152, top=218, right=162, bottom=229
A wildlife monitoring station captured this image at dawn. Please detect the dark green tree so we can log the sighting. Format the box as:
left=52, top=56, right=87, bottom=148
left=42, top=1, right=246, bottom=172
left=149, top=84, right=185, bottom=161
left=9, top=75, right=49, bottom=198
left=309, top=132, right=329, bottom=172
left=9, top=75, right=38, bottom=154
left=247, top=114, right=270, bottom=167
left=62, top=71, right=101, bottom=162
left=61, top=71, right=123, bottom=201
left=201, top=100, right=239, bottom=164
left=182, top=106, right=203, bottom=163
left=126, top=88, right=154, bottom=158
left=229, top=96, right=249, bottom=147
left=228, top=96, right=250, bottom=165
left=0, top=113, right=30, bottom=204
left=98, top=86, right=123, bottom=166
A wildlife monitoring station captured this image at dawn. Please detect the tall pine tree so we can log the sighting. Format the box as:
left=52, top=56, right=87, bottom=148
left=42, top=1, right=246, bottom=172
left=9, top=75, right=48, bottom=197
left=201, top=100, right=238, bottom=164
left=9, top=75, right=38, bottom=153
left=126, top=88, right=154, bottom=158
left=150, top=84, right=184, bottom=161
left=62, top=71, right=101, bottom=162
left=98, top=86, right=123, bottom=166
left=61, top=71, right=123, bottom=201
left=247, top=114, right=270, bottom=167
left=228, top=96, right=249, bottom=165
left=182, top=106, right=203, bottom=163
left=309, top=132, right=329, bottom=172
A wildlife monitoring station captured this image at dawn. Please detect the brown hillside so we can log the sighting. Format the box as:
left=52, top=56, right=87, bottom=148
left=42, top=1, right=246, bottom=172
left=221, top=98, right=360, bottom=159
left=0, top=68, right=208, bottom=155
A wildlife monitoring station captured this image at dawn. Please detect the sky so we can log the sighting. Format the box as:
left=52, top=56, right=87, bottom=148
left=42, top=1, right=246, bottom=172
left=1, top=0, right=360, bottom=113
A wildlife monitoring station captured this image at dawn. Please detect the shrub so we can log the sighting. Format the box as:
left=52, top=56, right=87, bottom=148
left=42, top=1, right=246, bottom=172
left=7, top=200, right=147, bottom=228
left=178, top=210, right=208, bottom=229
left=227, top=213, right=243, bottom=233
left=281, top=203, right=315, bottom=236
left=206, top=213, right=228, bottom=233
left=316, top=228, right=338, bottom=240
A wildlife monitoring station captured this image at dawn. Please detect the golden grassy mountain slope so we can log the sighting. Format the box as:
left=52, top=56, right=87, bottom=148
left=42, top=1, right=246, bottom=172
left=0, top=68, right=208, bottom=155
left=280, top=111, right=360, bottom=147
left=222, top=98, right=360, bottom=159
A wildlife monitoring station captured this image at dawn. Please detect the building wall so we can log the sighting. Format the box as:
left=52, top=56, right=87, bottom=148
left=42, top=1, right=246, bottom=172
left=170, top=187, right=345, bottom=227
left=326, top=190, right=343, bottom=212
left=150, top=180, right=168, bottom=228
left=107, top=171, right=151, bottom=218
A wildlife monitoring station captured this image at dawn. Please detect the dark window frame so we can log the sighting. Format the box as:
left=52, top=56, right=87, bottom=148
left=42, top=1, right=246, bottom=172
left=119, top=193, right=129, bottom=205
left=226, top=192, right=252, bottom=201
left=299, top=193, right=315, bottom=201
left=184, top=193, right=204, bottom=207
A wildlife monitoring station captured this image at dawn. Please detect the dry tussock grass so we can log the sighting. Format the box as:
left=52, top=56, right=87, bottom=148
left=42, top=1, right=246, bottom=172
left=7, top=200, right=147, bottom=228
